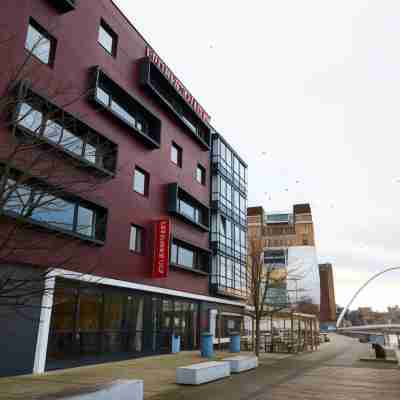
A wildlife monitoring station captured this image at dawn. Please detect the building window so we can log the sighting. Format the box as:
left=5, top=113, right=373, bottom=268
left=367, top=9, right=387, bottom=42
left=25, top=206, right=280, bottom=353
left=129, top=225, right=144, bottom=253
left=93, top=68, right=161, bottom=149
left=25, top=19, right=56, bottom=65
left=15, top=95, right=117, bottom=175
left=133, top=167, right=149, bottom=196
left=196, top=164, right=206, bottom=185
left=140, top=59, right=211, bottom=149
left=178, top=198, right=202, bottom=224
left=2, top=176, right=107, bottom=242
left=171, top=142, right=182, bottom=167
left=211, top=254, right=247, bottom=297
left=170, top=240, right=208, bottom=272
left=167, top=183, right=209, bottom=230
left=264, top=249, right=287, bottom=265
left=98, top=20, right=117, bottom=57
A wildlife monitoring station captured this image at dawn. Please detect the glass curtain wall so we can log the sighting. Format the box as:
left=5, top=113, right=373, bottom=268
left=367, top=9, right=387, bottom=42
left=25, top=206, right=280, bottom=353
left=211, top=134, right=248, bottom=299
left=47, top=279, right=199, bottom=364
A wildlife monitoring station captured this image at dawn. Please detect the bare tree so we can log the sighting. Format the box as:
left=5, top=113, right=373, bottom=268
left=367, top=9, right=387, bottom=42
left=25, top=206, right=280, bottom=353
left=245, top=235, right=307, bottom=356
left=0, top=25, right=118, bottom=317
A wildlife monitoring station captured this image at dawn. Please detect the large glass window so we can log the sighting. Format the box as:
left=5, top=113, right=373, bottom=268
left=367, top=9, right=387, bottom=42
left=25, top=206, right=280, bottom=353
left=178, top=199, right=201, bottom=224
left=60, top=129, right=84, bottom=156
left=77, top=205, right=95, bottom=237
left=18, top=103, right=43, bottom=132
left=31, top=194, right=75, bottom=232
left=171, top=142, right=182, bottom=167
left=2, top=178, right=105, bottom=240
left=48, top=282, right=146, bottom=361
left=25, top=19, right=55, bottom=65
left=196, top=164, right=206, bottom=185
left=98, top=20, right=117, bottom=56
left=129, top=224, right=144, bottom=253
left=212, top=254, right=247, bottom=297
left=16, top=100, right=116, bottom=172
left=170, top=241, right=208, bottom=272
left=133, top=167, right=149, bottom=196
left=95, top=85, right=150, bottom=135
left=171, top=242, right=194, bottom=268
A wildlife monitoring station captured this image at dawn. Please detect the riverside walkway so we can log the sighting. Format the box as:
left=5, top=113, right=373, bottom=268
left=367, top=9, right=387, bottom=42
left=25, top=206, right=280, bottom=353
left=0, top=334, right=398, bottom=399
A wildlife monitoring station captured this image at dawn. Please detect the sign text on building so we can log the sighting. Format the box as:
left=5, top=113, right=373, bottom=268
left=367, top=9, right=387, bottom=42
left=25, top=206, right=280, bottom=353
left=146, top=47, right=211, bottom=124
left=152, top=219, right=171, bottom=278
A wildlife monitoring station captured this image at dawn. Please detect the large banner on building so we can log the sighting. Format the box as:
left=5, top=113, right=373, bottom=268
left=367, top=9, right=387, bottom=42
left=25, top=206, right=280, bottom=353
left=152, top=219, right=171, bottom=278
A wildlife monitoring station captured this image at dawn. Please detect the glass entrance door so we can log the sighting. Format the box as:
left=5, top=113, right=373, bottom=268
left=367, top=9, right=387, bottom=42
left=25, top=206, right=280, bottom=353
left=146, top=297, right=199, bottom=354
left=47, top=280, right=144, bottom=363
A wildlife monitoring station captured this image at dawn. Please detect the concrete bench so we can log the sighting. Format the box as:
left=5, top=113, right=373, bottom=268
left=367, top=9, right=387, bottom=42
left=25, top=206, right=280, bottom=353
left=395, top=349, right=400, bottom=367
left=384, top=347, right=396, bottom=359
left=63, top=380, right=143, bottom=400
left=223, top=355, right=258, bottom=373
left=176, top=361, right=230, bottom=385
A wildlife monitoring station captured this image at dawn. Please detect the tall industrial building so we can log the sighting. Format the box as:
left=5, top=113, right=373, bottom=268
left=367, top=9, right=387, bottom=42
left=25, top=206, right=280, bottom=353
left=247, top=204, right=320, bottom=313
left=319, top=263, right=336, bottom=330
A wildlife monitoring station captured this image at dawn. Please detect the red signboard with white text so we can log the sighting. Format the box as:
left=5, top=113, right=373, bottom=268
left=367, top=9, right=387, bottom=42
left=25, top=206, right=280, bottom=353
left=152, top=219, right=171, bottom=278
left=146, top=47, right=211, bottom=124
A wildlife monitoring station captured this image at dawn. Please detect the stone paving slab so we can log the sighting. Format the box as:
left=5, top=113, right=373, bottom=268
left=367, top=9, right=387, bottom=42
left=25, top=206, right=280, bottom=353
left=0, top=351, right=260, bottom=400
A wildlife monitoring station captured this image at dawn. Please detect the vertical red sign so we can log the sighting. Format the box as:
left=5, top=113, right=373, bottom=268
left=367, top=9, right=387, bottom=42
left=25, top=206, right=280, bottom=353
left=152, top=219, right=171, bottom=278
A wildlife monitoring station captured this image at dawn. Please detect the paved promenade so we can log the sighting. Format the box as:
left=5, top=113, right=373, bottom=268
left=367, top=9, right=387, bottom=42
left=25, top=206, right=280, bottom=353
left=0, top=334, right=398, bottom=399
left=151, top=334, right=400, bottom=400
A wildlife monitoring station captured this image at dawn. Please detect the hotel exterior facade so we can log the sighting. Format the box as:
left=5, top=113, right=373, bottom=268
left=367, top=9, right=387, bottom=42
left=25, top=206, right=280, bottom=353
left=0, top=0, right=247, bottom=377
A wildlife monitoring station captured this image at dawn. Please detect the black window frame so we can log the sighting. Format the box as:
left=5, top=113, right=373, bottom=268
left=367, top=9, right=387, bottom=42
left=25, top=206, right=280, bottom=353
left=48, top=0, right=77, bottom=13
left=0, top=168, right=108, bottom=245
left=170, top=238, right=210, bottom=275
left=129, top=224, right=144, bottom=254
left=211, top=253, right=247, bottom=299
left=167, top=183, right=210, bottom=231
left=171, top=142, right=182, bottom=167
left=25, top=18, right=57, bottom=67
left=133, top=166, right=149, bottom=197
left=98, top=19, right=118, bottom=57
left=12, top=84, right=118, bottom=177
left=139, top=58, right=210, bottom=150
left=196, top=164, right=206, bottom=186
left=92, top=67, right=161, bottom=149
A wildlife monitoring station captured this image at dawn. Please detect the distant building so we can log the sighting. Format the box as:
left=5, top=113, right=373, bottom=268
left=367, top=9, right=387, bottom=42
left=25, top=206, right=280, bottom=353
left=358, top=307, right=386, bottom=325
left=319, top=263, right=337, bottom=330
left=247, top=204, right=320, bottom=313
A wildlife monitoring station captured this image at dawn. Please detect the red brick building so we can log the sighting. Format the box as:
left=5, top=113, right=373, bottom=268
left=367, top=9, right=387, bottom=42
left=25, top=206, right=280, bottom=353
left=319, top=263, right=336, bottom=327
left=0, top=0, right=247, bottom=377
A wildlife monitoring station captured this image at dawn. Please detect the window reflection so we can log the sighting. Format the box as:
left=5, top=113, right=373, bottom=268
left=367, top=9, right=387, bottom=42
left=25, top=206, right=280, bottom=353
left=25, top=22, right=52, bottom=64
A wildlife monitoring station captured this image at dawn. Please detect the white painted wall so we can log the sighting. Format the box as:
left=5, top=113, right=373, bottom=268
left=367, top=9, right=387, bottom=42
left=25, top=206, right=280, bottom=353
left=287, top=246, right=320, bottom=307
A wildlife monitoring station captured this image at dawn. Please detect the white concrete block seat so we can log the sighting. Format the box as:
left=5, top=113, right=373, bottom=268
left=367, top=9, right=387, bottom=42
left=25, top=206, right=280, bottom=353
left=223, top=355, right=258, bottom=373
left=62, top=380, right=143, bottom=400
left=395, top=349, right=400, bottom=367
left=384, top=347, right=396, bottom=359
left=176, top=361, right=231, bottom=385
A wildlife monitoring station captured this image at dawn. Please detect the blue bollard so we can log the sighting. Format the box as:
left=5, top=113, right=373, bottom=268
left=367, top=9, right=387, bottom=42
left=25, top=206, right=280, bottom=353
left=171, top=334, right=181, bottom=354
left=230, top=332, right=241, bottom=353
left=200, top=332, right=214, bottom=358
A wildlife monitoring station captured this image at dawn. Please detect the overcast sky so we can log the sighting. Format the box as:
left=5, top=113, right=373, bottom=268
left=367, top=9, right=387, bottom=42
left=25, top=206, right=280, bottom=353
left=115, top=0, right=400, bottom=311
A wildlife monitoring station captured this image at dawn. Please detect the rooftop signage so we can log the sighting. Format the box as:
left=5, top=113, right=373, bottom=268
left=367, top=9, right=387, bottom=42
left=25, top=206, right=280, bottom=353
left=146, top=47, right=211, bottom=125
